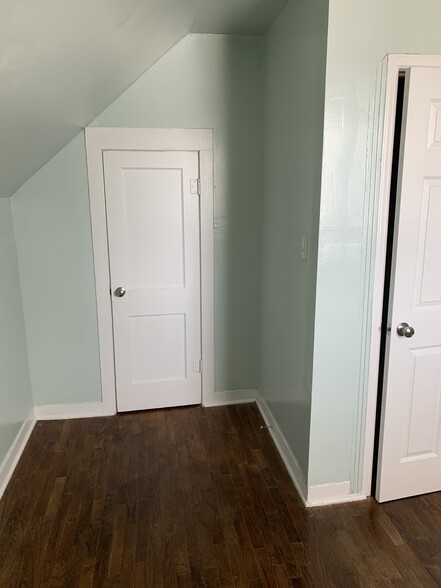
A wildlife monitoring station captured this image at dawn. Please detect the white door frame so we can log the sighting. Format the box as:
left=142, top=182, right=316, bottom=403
left=85, top=127, right=215, bottom=414
left=362, top=55, right=441, bottom=496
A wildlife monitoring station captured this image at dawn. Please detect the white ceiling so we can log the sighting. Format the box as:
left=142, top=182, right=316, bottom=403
left=0, top=0, right=287, bottom=198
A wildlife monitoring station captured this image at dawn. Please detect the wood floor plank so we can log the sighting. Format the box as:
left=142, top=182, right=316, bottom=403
left=1, top=403, right=441, bottom=586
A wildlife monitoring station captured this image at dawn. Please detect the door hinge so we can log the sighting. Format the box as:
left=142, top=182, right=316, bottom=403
left=193, top=359, right=203, bottom=374
left=190, top=178, right=201, bottom=195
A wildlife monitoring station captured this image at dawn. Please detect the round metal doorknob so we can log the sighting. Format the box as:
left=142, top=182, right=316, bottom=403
left=114, top=287, right=126, bottom=298
left=397, top=322, right=415, bottom=338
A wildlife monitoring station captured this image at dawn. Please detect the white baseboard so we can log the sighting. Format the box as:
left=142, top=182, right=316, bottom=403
left=35, top=392, right=257, bottom=419
left=306, top=481, right=367, bottom=507
left=255, top=392, right=308, bottom=504
left=34, top=402, right=116, bottom=420
left=203, top=389, right=258, bottom=407
left=0, top=409, right=36, bottom=500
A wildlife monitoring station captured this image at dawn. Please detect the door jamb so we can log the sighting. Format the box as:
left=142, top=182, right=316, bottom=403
left=362, top=55, right=441, bottom=496
left=85, top=127, right=215, bottom=414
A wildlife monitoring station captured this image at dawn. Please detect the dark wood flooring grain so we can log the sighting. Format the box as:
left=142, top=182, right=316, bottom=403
left=0, top=403, right=440, bottom=587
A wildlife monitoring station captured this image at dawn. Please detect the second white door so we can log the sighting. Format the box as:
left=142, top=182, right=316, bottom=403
left=377, top=67, right=441, bottom=502
left=104, top=150, right=202, bottom=412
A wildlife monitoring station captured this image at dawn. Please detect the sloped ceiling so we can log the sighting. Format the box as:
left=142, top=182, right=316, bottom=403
left=0, top=0, right=287, bottom=198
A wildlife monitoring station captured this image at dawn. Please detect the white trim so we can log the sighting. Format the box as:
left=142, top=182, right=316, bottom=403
left=350, top=56, right=389, bottom=494
left=199, top=149, right=216, bottom=407
left=203, top=389, right=258, bottom=407
left=0, top=409, right=36, bottom=499
left=307, top=482, right=366, bottom=507
left=84, top=128, right=215, bottom=413
left=255, top=392, right=308, bottom=504
left=34, top=391, right=256, bottom=419
left=362, top=54, right=441, bottom=497
left=86, top=127, right=212, bottom=152
left=34, top=402, right=116, bottom=420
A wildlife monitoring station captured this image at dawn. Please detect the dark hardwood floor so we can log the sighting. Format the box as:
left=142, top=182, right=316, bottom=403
left=0, top=403, right=440, bottom=587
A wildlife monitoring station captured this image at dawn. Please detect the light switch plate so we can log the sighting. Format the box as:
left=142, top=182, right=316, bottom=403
left=301, top=237, right=308, bottom=261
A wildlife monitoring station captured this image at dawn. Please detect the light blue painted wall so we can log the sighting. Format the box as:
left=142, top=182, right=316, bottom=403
left=0, top=199, right=33, bottom=466
left=259, top=0, right=328, bottom=478
left=11, top=34, right=263, bottom=406
left=309, top=0, right=441, bottom=488
left=12, top=134, right=102, bottom=406
left=93, top=34, right=263, bottom=393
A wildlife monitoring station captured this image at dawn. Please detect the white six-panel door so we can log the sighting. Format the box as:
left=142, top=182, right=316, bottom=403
left=103, top=150, right=202, bottom=412
left=377, top=67, right=441, bottom=502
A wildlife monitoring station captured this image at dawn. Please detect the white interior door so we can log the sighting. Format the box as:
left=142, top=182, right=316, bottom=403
left=377, top=67, right=441, bottom=502
left=104, top=150, right=202, bottom=412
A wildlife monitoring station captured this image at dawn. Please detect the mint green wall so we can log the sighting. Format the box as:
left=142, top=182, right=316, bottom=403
left=11, top=34, right=263, bottom=406
left=309, top=0, right=441, bottom=488
left=259, top=0, right=328, bottom=478
left=0, top=199, right=33, bottom=466
left=92, top=34, right=263, bottom=393
left=12, top=134, right=101, bottom=406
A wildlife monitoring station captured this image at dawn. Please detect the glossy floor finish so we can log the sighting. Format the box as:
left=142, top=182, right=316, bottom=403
left=0, top=404, right=440, bottom=587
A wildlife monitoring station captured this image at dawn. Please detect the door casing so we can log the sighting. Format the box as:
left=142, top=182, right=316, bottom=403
left=85, top=127, right=215, bottom=414
left=362, top=55, right=441, bottom=497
